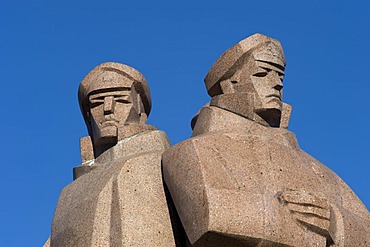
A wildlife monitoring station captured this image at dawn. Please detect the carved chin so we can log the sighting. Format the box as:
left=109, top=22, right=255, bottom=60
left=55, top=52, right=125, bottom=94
left=95, top=125, right=118, bottom=145
left=262, top=98, right=282, bottom=111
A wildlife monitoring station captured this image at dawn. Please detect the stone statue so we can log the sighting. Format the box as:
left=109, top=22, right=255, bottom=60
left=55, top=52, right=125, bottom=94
left=162, top=34, right=370, bottom=246
left=50, top=62, right=177, bottom=246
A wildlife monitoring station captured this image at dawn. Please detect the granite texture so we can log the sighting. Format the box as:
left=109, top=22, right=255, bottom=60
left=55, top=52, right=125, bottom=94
left=80, top=136, right=94, bottom=163
left=162, top=33, right=370, bottom=246
left=52, top=130, right=175, bottom=246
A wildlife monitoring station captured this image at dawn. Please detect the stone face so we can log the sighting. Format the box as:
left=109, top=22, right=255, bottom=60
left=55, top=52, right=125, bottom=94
left=204, top=33, right=285, bottom=99
left=50, top=62, right=178, bottom=246
left=77, top=62, right=152, bottom=158
left=162, top=33, right=370, bottom=246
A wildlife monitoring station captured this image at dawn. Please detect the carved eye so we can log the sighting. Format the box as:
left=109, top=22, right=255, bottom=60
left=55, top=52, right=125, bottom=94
left=89, top=97, right=105, bottom=107
left=231, top=81, right=238, bottom=84
left=114, top=96, right=131, bottom=104
left=253, top=71, right=268, bottom=77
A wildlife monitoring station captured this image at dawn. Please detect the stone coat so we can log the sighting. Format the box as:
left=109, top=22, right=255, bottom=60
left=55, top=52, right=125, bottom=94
left=163, top=106, right=370, bottom=247
left=51, top=129, right=175, bottom=247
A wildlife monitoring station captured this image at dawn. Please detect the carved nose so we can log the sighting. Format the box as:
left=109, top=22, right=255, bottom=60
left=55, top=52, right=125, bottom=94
left=274, top=83, right=283, bottom=91
left=271, top=72, right=283, bottom=91
left=104, top=96, right=115, bottom=115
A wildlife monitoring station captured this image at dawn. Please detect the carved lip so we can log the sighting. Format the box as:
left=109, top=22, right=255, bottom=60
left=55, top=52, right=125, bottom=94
left=266, top=93, right=281, bottom=101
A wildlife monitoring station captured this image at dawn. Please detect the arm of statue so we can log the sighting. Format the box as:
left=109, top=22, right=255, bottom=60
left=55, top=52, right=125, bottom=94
left=277, top=190, right=370, bottom=247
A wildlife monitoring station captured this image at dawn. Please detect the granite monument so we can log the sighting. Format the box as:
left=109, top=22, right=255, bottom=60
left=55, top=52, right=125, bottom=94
left=49, top=62, right=176, bottom=246
left=47, top=34, right=370, bottom=247
left=162, top=33, right=370, bottom=247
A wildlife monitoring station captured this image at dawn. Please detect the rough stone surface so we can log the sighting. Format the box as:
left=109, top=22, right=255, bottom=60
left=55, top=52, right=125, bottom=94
left=73, top=137, right=96, bottom=180
left=162, top=33, right=370, bottom=246
left=53, top=130, right=175, bottom=246
left=80, top=136, right=94, bottom=163
left=50, top=62, right=178, bottom=246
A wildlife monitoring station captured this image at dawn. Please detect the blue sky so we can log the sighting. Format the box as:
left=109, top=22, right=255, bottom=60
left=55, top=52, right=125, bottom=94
left=1, top=1, right=369, bottom=246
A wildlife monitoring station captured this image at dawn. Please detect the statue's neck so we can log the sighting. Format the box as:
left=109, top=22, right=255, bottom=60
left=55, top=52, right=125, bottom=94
left=210, top=93, right=273, bottom=127
left=191, top=105, right=298, bottom=150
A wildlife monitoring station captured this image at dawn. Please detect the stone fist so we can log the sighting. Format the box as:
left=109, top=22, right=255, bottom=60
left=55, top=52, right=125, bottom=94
left=277, top=190, right=335, bottom=244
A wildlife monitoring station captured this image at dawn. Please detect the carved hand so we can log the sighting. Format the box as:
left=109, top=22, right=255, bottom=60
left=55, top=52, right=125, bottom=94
left=277, top=190, right=335, bottom=245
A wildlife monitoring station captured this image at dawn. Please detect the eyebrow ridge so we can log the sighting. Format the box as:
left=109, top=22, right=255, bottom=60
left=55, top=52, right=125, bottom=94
left=256, top=60, right=285, bottom=73
left=89, top=91, right=130, bottom=100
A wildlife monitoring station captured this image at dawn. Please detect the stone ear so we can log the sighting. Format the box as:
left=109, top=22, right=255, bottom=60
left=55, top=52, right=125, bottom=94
left=135, top=94, right=148, bottom=124
left=220, top=80, right=236, bottom=94
left=136, top=94, right=145, bottom=115
left=85, top=111, right=93, bottom=135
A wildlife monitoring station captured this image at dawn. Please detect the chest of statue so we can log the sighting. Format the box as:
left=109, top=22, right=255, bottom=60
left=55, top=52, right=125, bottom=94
left=163, top=129, right=340, bottom=246
left=51, top=130, right=175, bottom=247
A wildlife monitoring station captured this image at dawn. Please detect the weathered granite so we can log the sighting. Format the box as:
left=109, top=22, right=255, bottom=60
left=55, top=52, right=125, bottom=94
left=50, top=62, right=177, bottom=246
left=162, top=33, right=370, bottom=246
left=53, top=129, right=174, bottom=246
